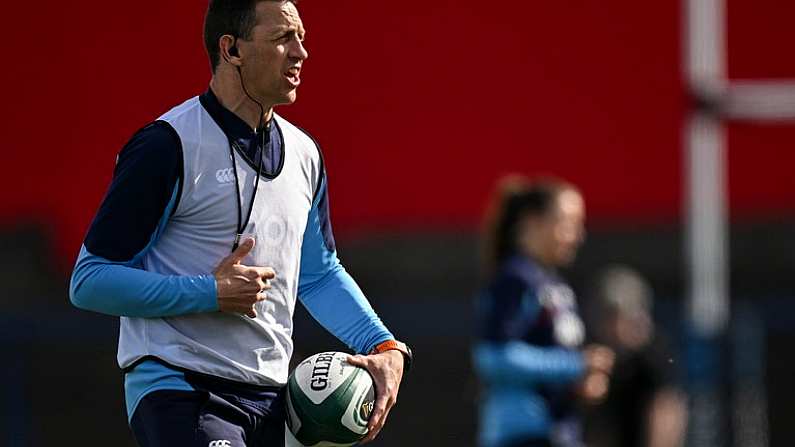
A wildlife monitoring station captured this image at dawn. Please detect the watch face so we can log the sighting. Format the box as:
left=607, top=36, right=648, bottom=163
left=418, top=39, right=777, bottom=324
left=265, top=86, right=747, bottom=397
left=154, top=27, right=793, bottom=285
left=402, top=344, right=413, bottom=372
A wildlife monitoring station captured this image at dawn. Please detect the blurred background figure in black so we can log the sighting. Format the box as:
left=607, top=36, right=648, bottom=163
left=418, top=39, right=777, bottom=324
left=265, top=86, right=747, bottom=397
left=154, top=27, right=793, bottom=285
left=582, top=266, right=687, bottom=447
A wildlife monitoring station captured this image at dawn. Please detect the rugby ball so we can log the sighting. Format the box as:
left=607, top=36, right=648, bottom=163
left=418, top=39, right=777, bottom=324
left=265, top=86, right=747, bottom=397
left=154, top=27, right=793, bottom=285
left=286, top=352, right=375, bottom=446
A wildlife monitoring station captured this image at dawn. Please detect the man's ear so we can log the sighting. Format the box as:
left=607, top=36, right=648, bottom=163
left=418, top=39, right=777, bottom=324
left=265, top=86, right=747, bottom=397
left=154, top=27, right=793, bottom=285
left=220, top=34, right=242, bottom=66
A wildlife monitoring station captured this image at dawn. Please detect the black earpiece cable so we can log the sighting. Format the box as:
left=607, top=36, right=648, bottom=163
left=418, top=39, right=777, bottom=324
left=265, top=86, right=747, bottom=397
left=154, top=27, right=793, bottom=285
left=227, top=40, right=269, bottom=252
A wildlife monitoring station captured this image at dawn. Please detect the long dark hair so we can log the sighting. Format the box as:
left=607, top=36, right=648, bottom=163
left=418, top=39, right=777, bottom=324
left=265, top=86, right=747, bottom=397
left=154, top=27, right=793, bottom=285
left=481, top=176, right=576, bottom=275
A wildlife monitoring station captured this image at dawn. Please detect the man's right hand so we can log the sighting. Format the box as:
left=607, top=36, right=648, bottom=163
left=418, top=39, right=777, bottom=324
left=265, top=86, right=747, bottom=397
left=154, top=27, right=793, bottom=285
left=213, top=238, right=275, bottom=318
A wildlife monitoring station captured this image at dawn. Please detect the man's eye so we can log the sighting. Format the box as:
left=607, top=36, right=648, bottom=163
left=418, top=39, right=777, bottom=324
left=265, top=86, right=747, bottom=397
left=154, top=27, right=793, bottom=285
left=274, top=31, right=304, bottom=43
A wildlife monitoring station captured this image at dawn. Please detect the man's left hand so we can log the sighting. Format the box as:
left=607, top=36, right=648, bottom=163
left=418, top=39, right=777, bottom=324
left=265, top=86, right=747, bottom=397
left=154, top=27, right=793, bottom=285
left=346, top=350, right=404, bottom=443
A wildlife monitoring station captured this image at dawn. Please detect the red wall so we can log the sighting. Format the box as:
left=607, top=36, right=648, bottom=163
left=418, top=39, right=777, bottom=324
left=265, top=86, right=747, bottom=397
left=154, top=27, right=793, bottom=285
left=2, top=1, right=794, bottom=264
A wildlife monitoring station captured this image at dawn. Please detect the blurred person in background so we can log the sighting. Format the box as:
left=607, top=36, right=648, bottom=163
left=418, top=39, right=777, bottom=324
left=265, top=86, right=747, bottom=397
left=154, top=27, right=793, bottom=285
left=582, top=266, right=687, bottom=447
left=473, top=176, right=615, bottom=447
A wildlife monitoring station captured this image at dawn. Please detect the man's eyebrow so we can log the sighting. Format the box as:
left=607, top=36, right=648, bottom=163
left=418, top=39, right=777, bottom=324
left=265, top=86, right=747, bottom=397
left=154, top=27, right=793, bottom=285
left=269, top=24, right=300, bottom=35
left=268, top=24, right=305, bottom=39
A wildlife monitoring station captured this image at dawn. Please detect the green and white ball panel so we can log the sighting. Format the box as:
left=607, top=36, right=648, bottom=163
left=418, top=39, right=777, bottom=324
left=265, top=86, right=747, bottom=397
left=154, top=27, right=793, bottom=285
left=286, top=352, right=375, bottom=446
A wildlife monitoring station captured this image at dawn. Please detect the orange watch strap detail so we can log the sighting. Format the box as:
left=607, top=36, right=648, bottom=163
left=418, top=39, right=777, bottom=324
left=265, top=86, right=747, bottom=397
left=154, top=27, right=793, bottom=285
left=371, top=340, right=406, bottom=355
left=370, top=340, right=412, bottom=372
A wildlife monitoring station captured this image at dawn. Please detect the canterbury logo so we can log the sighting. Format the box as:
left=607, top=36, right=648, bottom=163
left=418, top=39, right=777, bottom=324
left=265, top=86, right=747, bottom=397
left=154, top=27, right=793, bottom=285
left=215, top=168, right=235, bottom=184
left=209, top=441, right=232, bottom=447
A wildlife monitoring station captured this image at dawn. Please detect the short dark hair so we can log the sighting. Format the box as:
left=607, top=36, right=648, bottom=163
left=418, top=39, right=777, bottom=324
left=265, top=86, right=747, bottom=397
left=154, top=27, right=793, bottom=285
left=203, top=0, right=297, bottom=72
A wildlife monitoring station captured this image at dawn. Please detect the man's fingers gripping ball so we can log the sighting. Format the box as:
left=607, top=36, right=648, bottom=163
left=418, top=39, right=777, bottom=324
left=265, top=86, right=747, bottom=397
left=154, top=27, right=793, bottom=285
left=346, top=353, right=402, bottom=444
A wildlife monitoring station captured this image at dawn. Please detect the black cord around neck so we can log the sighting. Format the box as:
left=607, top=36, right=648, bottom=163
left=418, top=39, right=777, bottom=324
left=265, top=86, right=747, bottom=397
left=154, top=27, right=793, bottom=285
left=229, top=140, right=264, bottom=252
left=236, top=65, right=267, bottom=133
left=229, top=65, right=269, bottom=252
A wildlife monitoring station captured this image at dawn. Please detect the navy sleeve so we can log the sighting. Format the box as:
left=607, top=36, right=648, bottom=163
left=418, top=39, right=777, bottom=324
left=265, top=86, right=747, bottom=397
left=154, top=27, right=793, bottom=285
left=479, top=274, right=540, bottom=342
left=69, top=122, right=218, bottom=317
left=84, top=121, right=182, bottom=261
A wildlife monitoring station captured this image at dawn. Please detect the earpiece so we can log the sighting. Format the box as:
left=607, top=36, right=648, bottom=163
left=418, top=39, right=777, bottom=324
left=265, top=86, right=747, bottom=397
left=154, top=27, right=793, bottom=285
left=226, top=36, right=265, bottom=134
left=223, top=36, right=240, bottom=63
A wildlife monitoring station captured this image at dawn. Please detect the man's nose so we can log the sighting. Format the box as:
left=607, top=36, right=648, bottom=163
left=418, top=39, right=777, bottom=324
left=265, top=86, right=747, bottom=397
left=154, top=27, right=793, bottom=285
left=290, top=39, right=309, bottom=61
